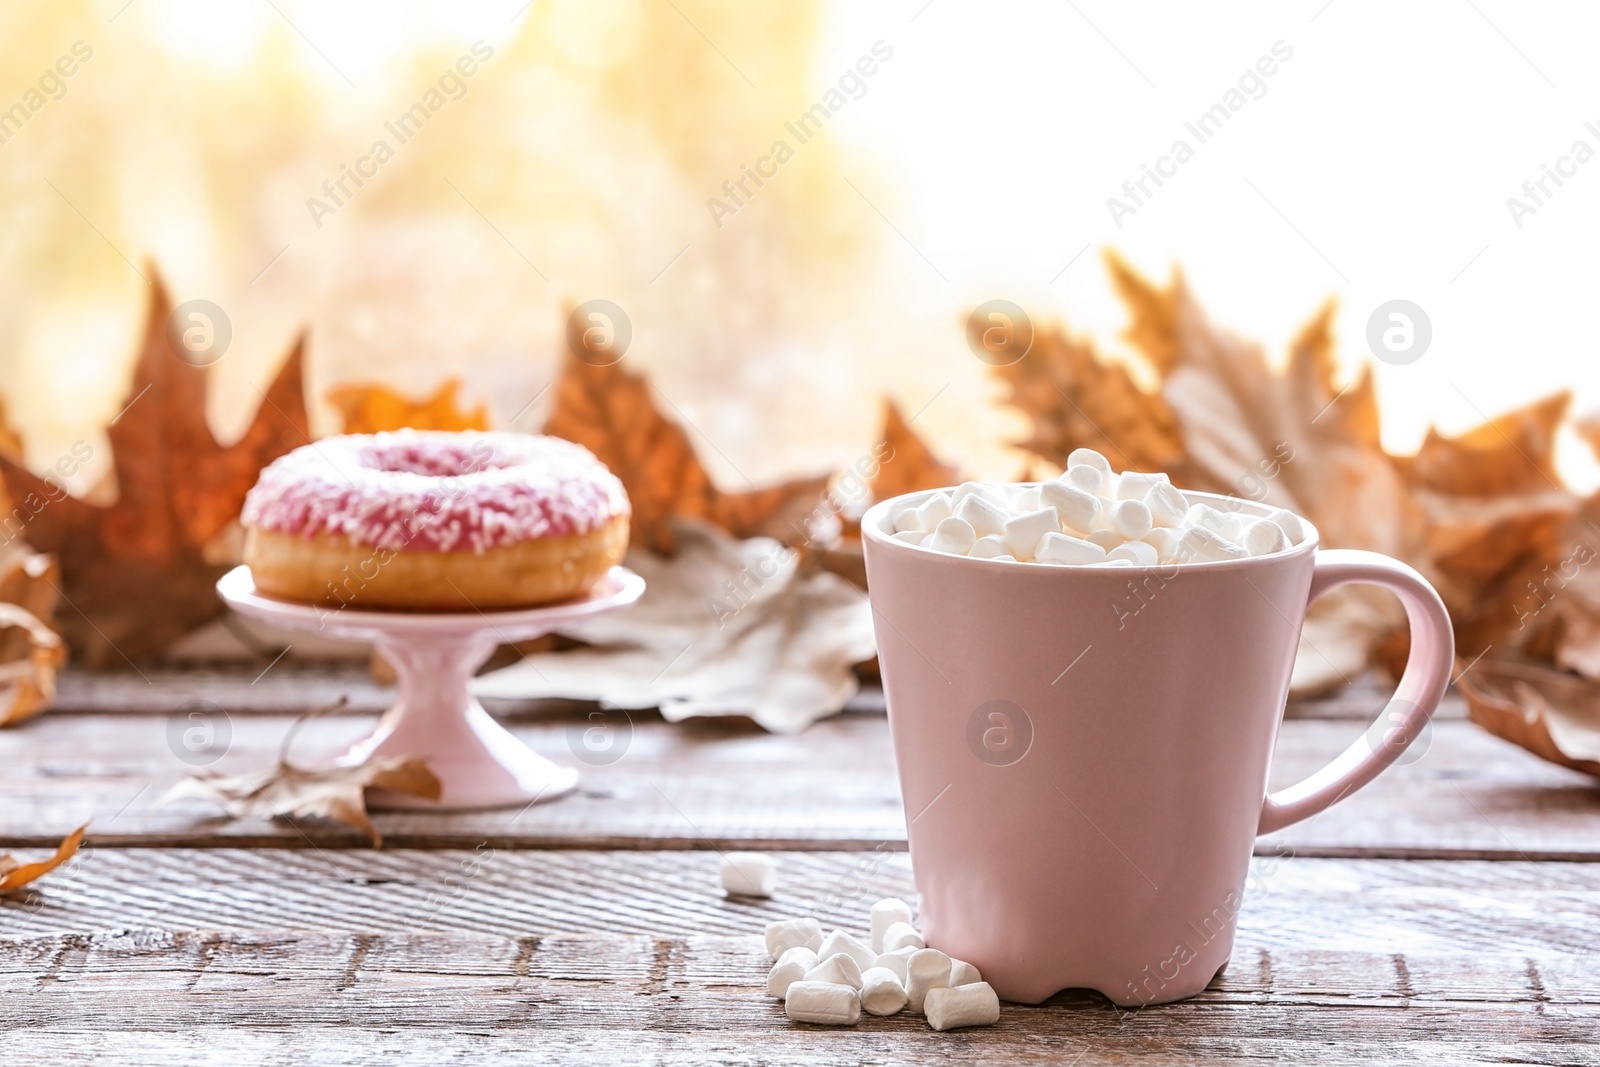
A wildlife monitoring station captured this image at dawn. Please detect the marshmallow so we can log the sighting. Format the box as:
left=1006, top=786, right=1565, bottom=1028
left=949, top=960, right=982, bottom=986
left=1141, top=526, right=1182, bottom=563
left=1003, top=507, right=1061, bottom=561
left=767, top=947, right=819, bottom=998
left=1095, top=558, right=1136, bottom=567
left=892, top=505, right=923, bottom=533
left=892, top=530, right=927, bottom=546
left=1241, top=516, right=1290, bottom=557
left=951, top=481, right=1006, bottom=507
left=990, top=553, right=1017, bottom=562
left=881, top=921, right=925, bottom=952
left=1067, top=447, right=1112, bottom=477
left=915, top=492, right=954, bottom=530
left=870, top=898, right=914, bottom=953
left=817, top=930, right=877, bottom=973
left=924, top=982, right=1001, bottom=1031
left=1179, top=525, right=1248, bottom=563
left=1062, top=463, right=1105, bottom=497
left=1185, top=504, right=1244, bottom=543
left=721, top=852, right=776, bottom=897
left=785, top=981, right=861, bottom=1025
left=803, top=952, right=863, bottom=991
left=1011, top=485, right=1042, bottom=512
left=765, top=918, right=823, bottom=958
left=1266, top=506, right=1306, bottom=545
left=1144, top=482, right=1189, bottom=528
left=929, top=516, right=977, bottom=555
left=1087, top=529, right=1124, bottom=551
left=1039, top=480, right=1100, bottom=535
left=906, top=948, right=952, bottom=1013
left=859, top=966, right=909, bottom=1016
left=1109, top=498, right=1153, bottom=540
left=1117, top=471, right=1170, bottom=500
left=1107, top=540, right=1158, bottom=566
left=1035, top=532, right=1108, bottom=566
left=874, top=947, right=917, bottom=984
left=954, top=494, right=1008, bottom=538
left=968, top=534, right=1011, bottom=559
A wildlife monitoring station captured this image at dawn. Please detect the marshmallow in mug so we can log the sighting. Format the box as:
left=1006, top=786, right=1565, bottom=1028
left=890, top=448, right=1306, bottom=566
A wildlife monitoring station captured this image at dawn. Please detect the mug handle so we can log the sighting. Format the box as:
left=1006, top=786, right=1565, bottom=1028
left=1257, top=549, right=1455, bottom=836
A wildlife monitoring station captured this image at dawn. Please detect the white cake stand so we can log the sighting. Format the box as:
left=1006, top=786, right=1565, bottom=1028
left=216, top=564, right=645, bottom=811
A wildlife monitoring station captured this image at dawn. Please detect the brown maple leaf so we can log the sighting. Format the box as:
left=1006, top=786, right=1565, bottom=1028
left=544, top=352, right=830, bottom=554
left=0, top=823, right=87, bottom=893
left=327, top=378, right=489, bottom=433
left=159, top=700, right=441, bottom=847
left=0, top=271, right=310, bottom=666
left=869, top=399, right=961, bottom=502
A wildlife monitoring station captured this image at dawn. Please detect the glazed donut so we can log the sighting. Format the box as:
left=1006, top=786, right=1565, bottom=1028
left=240, top=430, right=630, bottom=611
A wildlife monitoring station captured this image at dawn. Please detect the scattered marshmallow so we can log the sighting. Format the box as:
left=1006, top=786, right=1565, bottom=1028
left=722, top=852, right=777, bottom=897
left=768, top=947, right=819, bottom=997
left=949, top=959, right=982, bottom=986
left=803, top=952, right=864, bottom=991
left=925, top=982, right=1001, bottom=1031
left=873, top=946, right=917, bottom=984
left=869, top=898, right=914, bottom=953
left=817, top=930, right=877, bottom=973
left=785, top=981, right=861, bottom=1025
left=906, top=948, right=952, bottom=1013
left=757, top=905, right=1001, bottom=1032
left=881, top=921, right=925, bottom=952
left=859, top=966, right=909, bottom=1016
left=765, top=918, right=823, bottom=958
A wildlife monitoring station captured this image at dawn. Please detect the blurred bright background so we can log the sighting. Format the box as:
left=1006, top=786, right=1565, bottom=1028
left=3, top=0, right=1597, bottom=495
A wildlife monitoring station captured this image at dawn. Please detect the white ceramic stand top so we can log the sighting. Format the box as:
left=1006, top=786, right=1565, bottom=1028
left=216, top=564, right=645, bottom=811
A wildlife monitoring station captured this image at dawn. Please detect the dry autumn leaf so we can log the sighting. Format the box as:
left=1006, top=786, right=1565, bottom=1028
left=327, top=378, right=489, bottom=433
left=0, top=602, right=66, bottom=727
left=869, top=399, right=961, bottom=502
left=159, top=700, right=441, bottom=847
left=0, top=823, right=86, bottom=893
left=0, top=272, right=310, bottom=666
left=544, top=352, right=830, bottom=554
left=1458, top=656, right=1600, bottom=778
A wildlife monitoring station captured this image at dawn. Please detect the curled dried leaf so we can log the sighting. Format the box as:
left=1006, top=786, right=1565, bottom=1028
left=1458, top=656, right=1600, bottom=778
left=0, top=823, right=86, bottom=893
left=0, top=601, right=65, bottom=727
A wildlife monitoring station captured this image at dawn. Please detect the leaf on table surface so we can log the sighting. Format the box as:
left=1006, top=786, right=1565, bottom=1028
left=474, top=520, right=877, bottom=733
left=0, top=823, right=86, bottom=893
left=544, top=352, right=830, bottom=554
left=1457, top=655, right=1600, bottom=778
left=0, top=601, right=66, bottom=727
left=869, top=399, right=960, bottom=502
left=326, top=378, right=489, bottom=433
left=0, top=271, right=310, bottom=666
left=159, top=701, right=440, bottom=847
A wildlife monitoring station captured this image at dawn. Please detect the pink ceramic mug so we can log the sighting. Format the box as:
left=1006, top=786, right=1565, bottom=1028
left=860, top=487, right=1453, bottom=1006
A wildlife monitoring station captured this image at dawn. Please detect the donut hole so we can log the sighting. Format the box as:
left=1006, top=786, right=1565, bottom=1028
left=358, top=439, right=518, bottom=478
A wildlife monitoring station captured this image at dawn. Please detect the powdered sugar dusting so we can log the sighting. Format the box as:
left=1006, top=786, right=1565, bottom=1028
left=241, top=430, right=630, bottom=553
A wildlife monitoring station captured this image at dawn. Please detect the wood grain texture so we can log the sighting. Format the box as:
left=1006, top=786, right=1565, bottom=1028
left=2, top=705, right=1595, bottom=857
left=1, top=852, right=1596, bottom=1064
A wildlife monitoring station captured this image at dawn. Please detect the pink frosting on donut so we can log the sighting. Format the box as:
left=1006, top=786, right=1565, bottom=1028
left=241, top=430, right=630, bottom=554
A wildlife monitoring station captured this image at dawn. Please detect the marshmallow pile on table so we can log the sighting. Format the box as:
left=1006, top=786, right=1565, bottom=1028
left=764, top=899, right=1000, bottom=1031
left=890, top=448, right=1306, bottom=566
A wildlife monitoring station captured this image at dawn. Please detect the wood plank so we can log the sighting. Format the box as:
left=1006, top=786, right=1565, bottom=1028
left=3, top=701, right=1596, bottom=856
left=1, top=852, right=1596, bottom=1063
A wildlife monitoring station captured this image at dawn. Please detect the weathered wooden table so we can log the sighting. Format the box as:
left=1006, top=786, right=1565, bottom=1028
left=3, top=664, right=1598, bottom=1064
